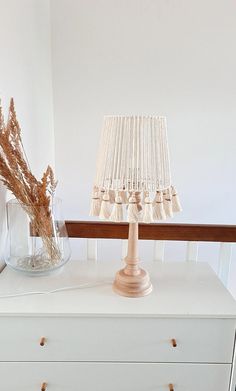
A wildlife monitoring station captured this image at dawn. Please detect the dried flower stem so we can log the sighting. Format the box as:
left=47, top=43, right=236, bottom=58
left=0, top=99, right=60, bottom=264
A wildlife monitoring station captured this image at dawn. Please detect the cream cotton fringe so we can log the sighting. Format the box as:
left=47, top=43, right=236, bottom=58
left=90, top=116, right=182, bottom=222
left=90, top=186, right=182, bottom=223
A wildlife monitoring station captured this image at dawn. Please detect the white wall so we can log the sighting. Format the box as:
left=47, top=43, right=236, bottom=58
left=0, top=0, right=54, bottom=268
left=51, top=0, right=236, bottom=226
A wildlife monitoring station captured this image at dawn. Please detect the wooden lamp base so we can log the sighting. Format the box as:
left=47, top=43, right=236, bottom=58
left=113, top=222, right=153, bottom=298
left=113, top=267, right=152, bottom=297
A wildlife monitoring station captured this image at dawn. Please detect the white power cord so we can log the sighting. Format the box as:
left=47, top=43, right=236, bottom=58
left=0, top=280, right=113, bottom=299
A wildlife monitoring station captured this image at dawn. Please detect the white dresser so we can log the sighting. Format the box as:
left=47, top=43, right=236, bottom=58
left=0, top=260, right=235, bottom=391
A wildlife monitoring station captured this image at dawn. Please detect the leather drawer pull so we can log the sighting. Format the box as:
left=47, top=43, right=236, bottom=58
left=40, top=337, right=46, bottom=346
left=169, top=384, right=174, bottom=391
left=41, top=383, right=47, bottom=391
left=171, top=338, right=177, bottom=347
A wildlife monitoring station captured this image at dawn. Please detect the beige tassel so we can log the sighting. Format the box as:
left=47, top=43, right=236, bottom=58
left=120, top=190, right=129, bottom=204
left=171, top=186, right=182, bottom=213
left=100, top=188, right=105, bottom=201
left=99, top=191, right=111, bottom=219
left=153, top=191, right=166, bottom=220
left=142, top=191, right=148, bottom=204
left=109, top=189, right=116, bottom=204
left=142, top=194, right=154, bottom=223
left=89, top=191, right=101, bottom=216
left=163, top=188, right=173, bottom=218
left=127, top=193, right=140, bottom=223
left=109, top=194, right=123, bottom=222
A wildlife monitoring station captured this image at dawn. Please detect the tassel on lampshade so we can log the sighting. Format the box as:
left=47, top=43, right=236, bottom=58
left=90, top=115, right=182, bottom=297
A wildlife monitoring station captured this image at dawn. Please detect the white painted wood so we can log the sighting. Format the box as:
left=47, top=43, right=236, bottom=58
left=0, top=260, right=235, bottom=390
left=230, top=334, right=236, bottom=391
left=0, top=261, right=235, bottom=318
left=153, top=240, right=165, bottom=261
left=121, top=239, right=128, bottom=260
left=0, top=317, right=234, bottom=363
left=0, top=362, right=231, bottom=391
left=86, top=239, right=98, bottom=261
left=186, top=241, right=199, bottom=262
left=218, top=242, right=233, bottom=287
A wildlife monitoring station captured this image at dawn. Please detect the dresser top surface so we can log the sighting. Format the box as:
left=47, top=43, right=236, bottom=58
left=0, top=260, right=235, bottom=318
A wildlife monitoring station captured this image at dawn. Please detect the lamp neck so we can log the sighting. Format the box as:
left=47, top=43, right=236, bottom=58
left=123, top=222, right=139, bottom=276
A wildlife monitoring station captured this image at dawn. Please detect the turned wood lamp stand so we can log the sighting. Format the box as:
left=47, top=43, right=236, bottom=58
left=90, top=115, right=181, bottom=298
left=113, top=222, right=152, bottom=297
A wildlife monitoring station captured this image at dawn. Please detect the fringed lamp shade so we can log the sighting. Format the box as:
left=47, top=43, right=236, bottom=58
left=90, top=115, right=181, bottom=223
left=90, top=115, right=182, bottom=297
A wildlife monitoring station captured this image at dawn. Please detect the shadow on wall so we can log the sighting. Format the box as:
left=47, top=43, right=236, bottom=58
left=0, top=184, right=7, bottom=271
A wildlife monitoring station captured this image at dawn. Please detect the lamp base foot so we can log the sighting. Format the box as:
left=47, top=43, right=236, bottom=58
left=113, top=268, right=153, bottom=298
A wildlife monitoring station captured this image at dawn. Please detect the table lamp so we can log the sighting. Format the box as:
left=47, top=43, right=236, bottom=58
left=90, top=115, right=182, bottom=297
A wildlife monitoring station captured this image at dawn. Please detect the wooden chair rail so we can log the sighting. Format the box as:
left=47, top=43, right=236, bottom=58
left=65, top=221, right=236, bottom=243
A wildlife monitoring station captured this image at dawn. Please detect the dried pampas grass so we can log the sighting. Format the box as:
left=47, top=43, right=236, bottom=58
left=0, top=98, right=60, bottom=263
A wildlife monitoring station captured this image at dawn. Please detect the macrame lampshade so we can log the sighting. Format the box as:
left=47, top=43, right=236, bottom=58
left=90, top=115, right=182, bottom=297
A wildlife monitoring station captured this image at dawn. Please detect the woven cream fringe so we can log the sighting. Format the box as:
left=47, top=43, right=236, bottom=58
left=90, top=186, right=182, bottom=223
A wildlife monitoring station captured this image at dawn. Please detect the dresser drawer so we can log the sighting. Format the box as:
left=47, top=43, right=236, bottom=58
left=0, top=362, right=231, bottom=391
left=0, top=317, right=234, bottom=363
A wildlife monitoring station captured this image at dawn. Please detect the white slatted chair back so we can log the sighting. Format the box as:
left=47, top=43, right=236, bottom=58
left=218, top=242, right=233, bottom=287
left=85, top=238, right=234, bottom=289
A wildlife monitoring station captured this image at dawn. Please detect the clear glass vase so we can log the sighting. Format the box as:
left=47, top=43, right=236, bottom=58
left=4, top=198, right=71, bottom=276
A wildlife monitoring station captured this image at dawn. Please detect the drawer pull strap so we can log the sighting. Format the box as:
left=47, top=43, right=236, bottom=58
left=41, top=382, right=47, bottom=391
left=171, top=338, right=177, bottom=347
left=169, top=384, right=174, bottom=391
left=40, top=337, right=46, bottom=346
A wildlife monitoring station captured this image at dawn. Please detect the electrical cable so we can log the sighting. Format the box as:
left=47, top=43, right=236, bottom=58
left=0, top=280, right=113, bottom=299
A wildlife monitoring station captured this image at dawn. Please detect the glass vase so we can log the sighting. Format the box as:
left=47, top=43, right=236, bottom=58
left=4, top=198, right=71, bottom=276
